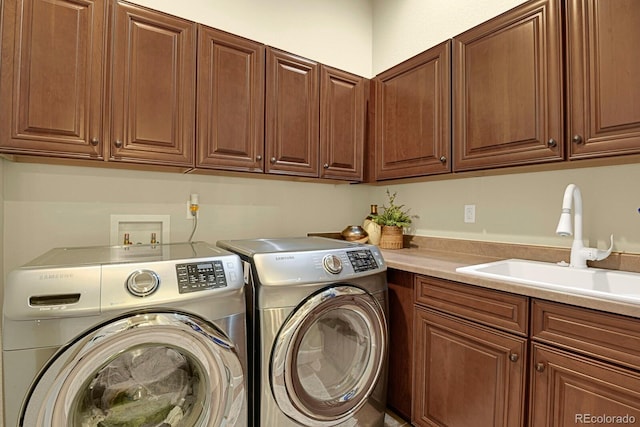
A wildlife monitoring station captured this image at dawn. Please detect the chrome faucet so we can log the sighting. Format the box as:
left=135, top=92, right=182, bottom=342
left=556, top=183, right=613, bottom=268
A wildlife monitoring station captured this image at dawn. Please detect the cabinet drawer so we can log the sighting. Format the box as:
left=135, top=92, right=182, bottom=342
left=414, top=275, right=528, bottom=335
left=532, top=299, right=640, bottom=370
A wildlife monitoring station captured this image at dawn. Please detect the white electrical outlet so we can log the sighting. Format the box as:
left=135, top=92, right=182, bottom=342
left=464, top=205, right=476, bottom=223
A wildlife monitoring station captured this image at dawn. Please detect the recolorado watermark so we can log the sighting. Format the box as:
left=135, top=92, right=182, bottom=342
left=575, top=414, right=636, bottom=424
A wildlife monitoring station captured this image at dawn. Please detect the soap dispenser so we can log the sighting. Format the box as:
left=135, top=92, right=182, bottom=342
left=363, top=205, right=382, bottom=245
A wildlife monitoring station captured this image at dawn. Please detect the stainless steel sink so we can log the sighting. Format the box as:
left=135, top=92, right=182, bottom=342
left=456, top=259, right=640, bottom=304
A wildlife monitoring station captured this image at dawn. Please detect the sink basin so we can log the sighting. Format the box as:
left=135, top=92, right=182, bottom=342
left=456, top=259, right=640, bottom=304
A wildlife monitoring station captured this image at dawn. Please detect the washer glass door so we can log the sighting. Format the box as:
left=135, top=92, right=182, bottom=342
left=271, top=286, right=387, bottom=426
left=22, top=312, right=245, bottom=427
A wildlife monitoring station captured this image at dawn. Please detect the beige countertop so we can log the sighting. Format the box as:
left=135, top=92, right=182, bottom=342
left=380, top=243, right=640, bottom=320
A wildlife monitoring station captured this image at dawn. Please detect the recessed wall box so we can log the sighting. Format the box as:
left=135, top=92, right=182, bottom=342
left=110, top=215, right=170, bottom=246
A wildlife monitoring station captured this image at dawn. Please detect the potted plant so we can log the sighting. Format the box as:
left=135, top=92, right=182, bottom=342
left=370, top=190, right=415, bottom=249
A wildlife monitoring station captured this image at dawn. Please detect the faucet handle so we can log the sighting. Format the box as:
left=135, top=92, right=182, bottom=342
left=578, top=234, right=613, bottom=265
left=594, top=234, right=614, bottom=261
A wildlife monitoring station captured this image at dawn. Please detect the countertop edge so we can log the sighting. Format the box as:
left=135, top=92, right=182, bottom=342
left=381, top=248, right=640, bottom=319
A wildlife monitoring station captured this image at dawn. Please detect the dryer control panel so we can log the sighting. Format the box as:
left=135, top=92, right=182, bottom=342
left=176, top=261, right=227, bottom=293
left=347, top=249, right=379, bottom=273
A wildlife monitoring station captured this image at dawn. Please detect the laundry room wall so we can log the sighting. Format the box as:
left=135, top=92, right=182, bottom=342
left=369, top=164, right=640, bottom=254
left=372, top=0, right=527, bottom=74
left=2, top=162, right=370, bottom=275
left=0, top=2, right=373, bottom=421
left=129, top=0, right=373, bottom=77
left=1, top=0, right=373, bottom=275
left=368, top=0, right=640, bottom=254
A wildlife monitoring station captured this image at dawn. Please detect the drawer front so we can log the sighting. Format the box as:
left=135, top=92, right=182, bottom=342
left=414, top=275, right=528, bottom=335
left=532, top=299, right=640, bottom=370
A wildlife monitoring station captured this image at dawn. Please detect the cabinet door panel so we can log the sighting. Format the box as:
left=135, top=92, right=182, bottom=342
left=413, top=307, right=526, bottom=427
left=530, top=344, right=640, bottom=426
left=320, top=65, right=364, bottom=181
left=266, top=48, right=319, bottom=177
left=196, top=26, right=264, bottom=172
left=453, top=0, right=563, bottom=171
left=109, top=1, right=195, bottom=166
left=567, top=0, right=640, bottom=158
left=0, top=0, right=105, bottom=158
left=375, top=41, right=451, bottom=180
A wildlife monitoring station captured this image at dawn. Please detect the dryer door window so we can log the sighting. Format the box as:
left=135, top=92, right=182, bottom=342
left=271, top=285, right=387, bottom=426
left=21, top=312, right=245, bottom=427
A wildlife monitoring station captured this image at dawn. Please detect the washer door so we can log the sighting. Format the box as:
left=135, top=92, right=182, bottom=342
left=21, top=312, right=245, bottom=426
left=271, top=286, right=387, bottom=426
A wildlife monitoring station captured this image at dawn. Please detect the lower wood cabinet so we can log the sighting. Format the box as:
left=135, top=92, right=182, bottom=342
left=413, top=306, right=527, bottom=427
left=412, top=275, right=528, bottom=427
left=529, top=299, right=640, bottom=426
left=405, top=272, right=640, bottom=427
left=529, top=343, right=640, bottom=426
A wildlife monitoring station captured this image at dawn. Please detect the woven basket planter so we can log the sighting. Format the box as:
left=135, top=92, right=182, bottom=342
left=379, top=225, right=403, bottom=249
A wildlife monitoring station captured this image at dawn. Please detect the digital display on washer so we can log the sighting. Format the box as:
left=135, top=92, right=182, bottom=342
left=347, top=250, right=378, bottom=272
left=176, top=260, right=227, bottom=293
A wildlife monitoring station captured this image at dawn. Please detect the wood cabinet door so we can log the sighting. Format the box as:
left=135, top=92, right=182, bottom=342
left=0, top=0, right=106, bottom=158
left=529, top=343, right=640, bottom=426
left=196, top=26, right=265, bottom=172
left=566, top=0, right=640, bottom=159
left=108, top=1, right=196, bottom=167
left=374, top=41, right=451, bottom=180
left=265, top=47, right=319, bottom=177
left=413, top=307, right=527, bottom=427
left=319, top=65, right=365, bottom=181
left=453, top=0, right=563, bottom=171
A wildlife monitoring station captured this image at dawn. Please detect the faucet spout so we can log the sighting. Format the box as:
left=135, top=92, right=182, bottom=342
left=556, top=184, right=613, bottom=268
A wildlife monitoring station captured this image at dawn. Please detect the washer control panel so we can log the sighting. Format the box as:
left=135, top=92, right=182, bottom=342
left=176, top=261, right=227, bottom=293
left=347, top=249, right=379, bottom=273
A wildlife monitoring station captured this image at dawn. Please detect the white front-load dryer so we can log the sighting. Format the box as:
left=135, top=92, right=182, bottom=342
left=2, top=242, right=247, bottom=427
left=218, top=237, right=389, bottom=427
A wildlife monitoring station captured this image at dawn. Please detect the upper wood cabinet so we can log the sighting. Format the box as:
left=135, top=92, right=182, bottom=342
left=374, top=41, right=451, bottom=180
left=196, top=26, right=265, bottom=172
left=265, top=47, right=319, bottom=178
left=453, top=0, right=564, bottom=172
left=566, top=0, right=640, bottom=159
left=0, top=0, right=107, bottom=159
left=107, top=1, right=196, bottom=167
left=319, top=65, right=365, bottom=181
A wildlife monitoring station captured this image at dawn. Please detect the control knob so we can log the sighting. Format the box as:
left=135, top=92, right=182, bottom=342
left=322, top=254, right=343, bottom=274
left=126, top=269, right=160, bottom=297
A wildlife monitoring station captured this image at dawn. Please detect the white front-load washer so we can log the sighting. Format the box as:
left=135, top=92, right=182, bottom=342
left=2, top=242, right=247, bottom=427
left=217, top=237, right=389, bottom=427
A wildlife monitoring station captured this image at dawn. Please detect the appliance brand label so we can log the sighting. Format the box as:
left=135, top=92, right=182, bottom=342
left=39, top=273, right=73, bottom=280
left=274, top=256, right=295, bottom=261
